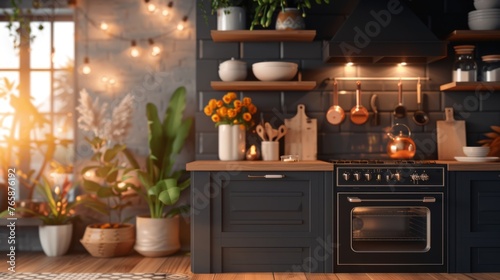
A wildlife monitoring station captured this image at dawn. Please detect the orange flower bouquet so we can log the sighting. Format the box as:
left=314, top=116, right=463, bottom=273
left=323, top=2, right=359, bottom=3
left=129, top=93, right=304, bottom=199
left=204, top=92, right=257, bottom=129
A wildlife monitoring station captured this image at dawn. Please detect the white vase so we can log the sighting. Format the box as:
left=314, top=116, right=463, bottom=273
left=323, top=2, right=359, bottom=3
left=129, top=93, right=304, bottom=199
left=134, top=215, right=180, bottom=257
left=217, top=7, right=246, bottom=30
left=39, top=224, right=73, bottom=257
left=218, top=124, right=246, bottom=161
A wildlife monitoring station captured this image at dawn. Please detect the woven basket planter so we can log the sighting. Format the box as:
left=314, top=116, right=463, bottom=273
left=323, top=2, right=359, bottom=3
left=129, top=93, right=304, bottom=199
left=80, top=223, right=135, bottom=258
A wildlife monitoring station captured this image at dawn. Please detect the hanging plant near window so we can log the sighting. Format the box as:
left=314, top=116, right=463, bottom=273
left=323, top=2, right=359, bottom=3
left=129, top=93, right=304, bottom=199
left=4, top=0, right=45, bottom=48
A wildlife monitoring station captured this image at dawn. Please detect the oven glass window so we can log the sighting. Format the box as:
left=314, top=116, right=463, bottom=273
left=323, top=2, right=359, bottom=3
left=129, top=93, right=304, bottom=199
left=351, top=207, right=430, bottom=252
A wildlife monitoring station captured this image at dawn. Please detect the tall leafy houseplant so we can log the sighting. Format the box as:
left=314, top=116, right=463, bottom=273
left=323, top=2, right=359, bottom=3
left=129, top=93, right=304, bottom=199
left=135, top=86, right=192, bottom=257
left=138, top=86, right=192, bottom=218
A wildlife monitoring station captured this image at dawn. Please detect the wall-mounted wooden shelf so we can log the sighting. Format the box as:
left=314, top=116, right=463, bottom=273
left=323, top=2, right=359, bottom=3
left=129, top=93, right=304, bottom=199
left=210, top=81, right=317, bottom=91
left=440, top=81, right=500, bottom=91
left=210, top=30, right=316, bottom=42
left=446, top=30, right=500, bottom=41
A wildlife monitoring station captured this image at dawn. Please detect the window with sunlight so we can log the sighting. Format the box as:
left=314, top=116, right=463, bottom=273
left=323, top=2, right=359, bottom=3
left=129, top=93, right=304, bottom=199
left=0, top=15, right=75, bottom=201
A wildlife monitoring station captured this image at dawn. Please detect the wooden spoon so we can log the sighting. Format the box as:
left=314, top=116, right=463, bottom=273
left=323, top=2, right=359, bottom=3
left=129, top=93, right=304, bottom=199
left=350, top=81, right=369, bottom=125
left=326, top=79, right=345, bottom=125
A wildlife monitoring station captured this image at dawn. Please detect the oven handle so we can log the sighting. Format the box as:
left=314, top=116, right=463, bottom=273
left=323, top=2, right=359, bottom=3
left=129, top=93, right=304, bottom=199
left=347, top=197, right=436, bottom=203
left=247, top=175, right=285, bottom=179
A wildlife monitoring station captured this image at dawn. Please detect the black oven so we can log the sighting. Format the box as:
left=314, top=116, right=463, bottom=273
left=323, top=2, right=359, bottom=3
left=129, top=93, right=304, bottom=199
left=333, top=161, right=447, bottom=273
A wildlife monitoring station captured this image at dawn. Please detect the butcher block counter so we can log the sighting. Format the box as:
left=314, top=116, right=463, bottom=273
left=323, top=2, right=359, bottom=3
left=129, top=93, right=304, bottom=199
left=187, top=160, right=499, bottom=172
left=437, top=160, right=500, bottom=171
left=186, top=160, right=332, bottom=171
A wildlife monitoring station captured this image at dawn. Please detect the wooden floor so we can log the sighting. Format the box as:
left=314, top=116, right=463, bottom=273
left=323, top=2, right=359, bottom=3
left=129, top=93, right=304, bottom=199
left=12, top=252, right=500, bottom=280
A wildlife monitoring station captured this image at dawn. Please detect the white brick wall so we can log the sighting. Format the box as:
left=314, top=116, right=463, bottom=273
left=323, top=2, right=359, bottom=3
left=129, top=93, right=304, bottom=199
left=75, top=0, right=196, bottom=160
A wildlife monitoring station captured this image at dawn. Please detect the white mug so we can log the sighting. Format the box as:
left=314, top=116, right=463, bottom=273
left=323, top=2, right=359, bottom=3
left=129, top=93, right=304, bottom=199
left=261, top=141, right=279, bottom=161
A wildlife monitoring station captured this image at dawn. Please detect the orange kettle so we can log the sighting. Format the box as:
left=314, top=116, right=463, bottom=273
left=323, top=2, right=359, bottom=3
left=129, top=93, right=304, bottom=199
left=387, top=124, right=416, bottom=159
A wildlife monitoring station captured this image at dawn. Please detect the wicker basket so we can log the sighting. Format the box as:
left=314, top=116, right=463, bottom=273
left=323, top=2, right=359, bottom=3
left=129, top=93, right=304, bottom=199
left=80, top=223, right=135, bottom=258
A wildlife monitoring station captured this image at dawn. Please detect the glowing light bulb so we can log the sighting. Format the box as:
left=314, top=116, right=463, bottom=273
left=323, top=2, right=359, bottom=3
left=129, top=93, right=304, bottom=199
left=101, top=76, right=109, bottom=83
left=82, top=57, right=91, bottom=75
left=130, top=40, right=140, bottom=58
left=346, top=62, right=354, bottom=66
left=161, top=9, right=169, bottom=16
left=399, top=62, right=407, bottom=67
left=100, top=21, right=109, bottom=31
left=109, top=78, right=116, bottom=85
left=147, top=3, right=156, bottom=12
left=177, top=16, right=188, bottom=31
left=148, top=38, right=161, bottom=57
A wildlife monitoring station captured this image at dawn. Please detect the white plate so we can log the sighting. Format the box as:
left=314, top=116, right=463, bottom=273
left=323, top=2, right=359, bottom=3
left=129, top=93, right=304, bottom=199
left=454, top=156, right=499, bottom=162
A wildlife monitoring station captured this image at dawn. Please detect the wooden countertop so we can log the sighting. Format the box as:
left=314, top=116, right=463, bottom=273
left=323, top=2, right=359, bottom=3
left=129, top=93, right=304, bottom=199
left=187, top=160, right=500, bottom=172
left=436, top=160, right=500, bottom=171
left=186, top=160, right=333, bottom=171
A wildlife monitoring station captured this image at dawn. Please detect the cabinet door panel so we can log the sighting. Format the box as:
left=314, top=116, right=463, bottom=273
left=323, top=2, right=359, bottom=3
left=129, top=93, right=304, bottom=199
left=212, top=172, right=322, bottom=235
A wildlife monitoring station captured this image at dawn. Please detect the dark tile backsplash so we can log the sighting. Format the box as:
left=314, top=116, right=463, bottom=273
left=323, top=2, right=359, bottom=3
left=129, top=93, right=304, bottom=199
left=195, top=0, right=500, bottom=160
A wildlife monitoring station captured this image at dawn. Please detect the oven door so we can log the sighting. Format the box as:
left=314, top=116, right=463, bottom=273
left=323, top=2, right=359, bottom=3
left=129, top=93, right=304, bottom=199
left=336, top=192, right=444, bottom=266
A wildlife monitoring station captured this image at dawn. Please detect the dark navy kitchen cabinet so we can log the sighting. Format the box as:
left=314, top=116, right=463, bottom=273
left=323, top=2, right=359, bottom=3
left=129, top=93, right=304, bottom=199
left=190, top=171, right=333, bottom=273
left=449, top=171, right=500, bottom=272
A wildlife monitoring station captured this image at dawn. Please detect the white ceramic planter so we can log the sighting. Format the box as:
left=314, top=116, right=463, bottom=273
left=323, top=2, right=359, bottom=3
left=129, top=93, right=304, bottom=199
left=39, top=224, right=73, bottom=257
left=218, top=124, right=246, bottom=161
left=135, top=216, right=180, bottom=257
left=217, top=7, right=246, bottom=30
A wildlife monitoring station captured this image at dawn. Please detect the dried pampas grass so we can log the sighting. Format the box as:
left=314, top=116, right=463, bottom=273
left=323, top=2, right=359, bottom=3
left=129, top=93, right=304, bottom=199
left=76, top=88, right=134, bottom=143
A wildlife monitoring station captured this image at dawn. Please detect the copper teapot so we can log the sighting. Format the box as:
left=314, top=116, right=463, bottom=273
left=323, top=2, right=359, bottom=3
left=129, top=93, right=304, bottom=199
left=386, top=124, right=416, bottom=159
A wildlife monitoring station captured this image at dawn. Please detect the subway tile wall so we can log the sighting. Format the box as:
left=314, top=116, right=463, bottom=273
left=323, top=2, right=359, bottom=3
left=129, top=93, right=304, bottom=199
left=196, top=0, right=500, bottom=160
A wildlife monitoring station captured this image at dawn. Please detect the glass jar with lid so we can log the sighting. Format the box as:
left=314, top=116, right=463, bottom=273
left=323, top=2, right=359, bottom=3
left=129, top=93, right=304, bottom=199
left=482, top=55, right=500, bottom=82
left=452, top=45, right=477, bottom=82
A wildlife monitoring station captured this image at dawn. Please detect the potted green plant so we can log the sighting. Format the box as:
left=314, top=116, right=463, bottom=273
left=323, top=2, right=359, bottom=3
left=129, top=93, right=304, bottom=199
left=135, top=86, right=192, bottom=257
left=250, top=0, right=330, bottom=30
left=76, top=89, right=140, bottom=258
left=200, top=0, right=249, bottom=30
left=1, top=176, right=105, bottom=256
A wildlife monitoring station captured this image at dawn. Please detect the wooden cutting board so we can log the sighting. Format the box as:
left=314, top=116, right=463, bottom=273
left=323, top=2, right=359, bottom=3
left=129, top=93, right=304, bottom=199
left=284, top=104, right=317, bottom=160
left=437, top=107, right=466, bottom=160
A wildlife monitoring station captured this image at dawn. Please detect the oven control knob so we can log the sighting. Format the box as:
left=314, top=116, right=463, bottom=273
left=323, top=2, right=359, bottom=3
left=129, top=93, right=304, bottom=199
left=364, top=173, right=372, bottom=181
left=342, top=172, right=350, bottom=181
left=385, top=172, right=393, bottom=182
left=411, top=172, right=420, bottom=183
left=353, top=172, right=361, bottom=181
left=376, top=174, right=382, bottom=182
left=394, top=172, right=401, bottom=182
left=420, top=172, right=429, bottom=181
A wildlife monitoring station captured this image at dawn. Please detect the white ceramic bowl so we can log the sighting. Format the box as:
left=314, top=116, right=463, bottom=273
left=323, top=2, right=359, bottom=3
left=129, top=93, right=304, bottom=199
left=218, top=68, right=247, bottom=81
left=252, top=61, right=298, bottom=81
left=474, top=0, right=500, bottom=10
left=463, top=146, right=490, bottom=157
left=468, top=17, right=500, bottom=30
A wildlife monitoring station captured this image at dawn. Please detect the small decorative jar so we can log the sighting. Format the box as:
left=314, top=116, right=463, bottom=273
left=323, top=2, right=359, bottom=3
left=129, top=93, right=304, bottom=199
left=452, top=45, right=477, bottom=82
left=276, top=8, right=305, bottom=30
left=482, top=55, right=500, bottom=82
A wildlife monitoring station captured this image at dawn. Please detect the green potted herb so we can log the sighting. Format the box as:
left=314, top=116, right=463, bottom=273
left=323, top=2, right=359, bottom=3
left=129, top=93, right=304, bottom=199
left=135, top=86, right=192, bottom=257
left=200, top=0, right=249, bottom=30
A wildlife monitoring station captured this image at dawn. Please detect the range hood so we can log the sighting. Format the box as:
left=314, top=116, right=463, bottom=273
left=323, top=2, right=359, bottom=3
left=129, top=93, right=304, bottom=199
left=324, top=0, right=447, bottom=63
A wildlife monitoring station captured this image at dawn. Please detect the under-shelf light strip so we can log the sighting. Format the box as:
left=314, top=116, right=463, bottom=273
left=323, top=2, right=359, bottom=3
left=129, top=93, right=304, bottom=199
left=331, top=77, right=430, bottom=81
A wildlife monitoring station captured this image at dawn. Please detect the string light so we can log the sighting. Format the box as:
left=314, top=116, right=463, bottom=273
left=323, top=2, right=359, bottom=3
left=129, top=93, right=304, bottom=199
left=82, top=57, right=91, bottom=74
left=148, top=38, right=161, bottom=57
left=162, top=1, right=173, bottom=17
left=100, top=21, right=109, bottom=31
left=177, top=16, right=188, bottom=31
left=130, top=40, right=140, bottom=58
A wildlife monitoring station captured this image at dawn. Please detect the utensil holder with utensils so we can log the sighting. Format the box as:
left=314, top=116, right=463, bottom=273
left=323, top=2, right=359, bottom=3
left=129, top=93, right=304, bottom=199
left=256, top=122, right=287, bottom=161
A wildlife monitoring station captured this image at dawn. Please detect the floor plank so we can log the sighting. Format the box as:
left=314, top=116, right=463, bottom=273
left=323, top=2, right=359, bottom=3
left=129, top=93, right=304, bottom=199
left=191, top=274, right=216, bottom=280
left=274, top=272, right=308, bottom=280
left=129, top=257, right=169, bottom=273
left=335, top=273, right=371, bottom=280
left=466, top=273, right=500, bottom=280
left=306, top=273, right=340, bottom=280
left=367, top=273, right=437, bottom=280
left=212, top=273, right=274, bottom=280
left=428, top=273, right=474, bottom=280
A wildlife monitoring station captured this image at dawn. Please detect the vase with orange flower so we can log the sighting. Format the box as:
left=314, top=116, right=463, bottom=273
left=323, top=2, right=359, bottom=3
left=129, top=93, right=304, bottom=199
left=204, top=92, right=257, bottom=160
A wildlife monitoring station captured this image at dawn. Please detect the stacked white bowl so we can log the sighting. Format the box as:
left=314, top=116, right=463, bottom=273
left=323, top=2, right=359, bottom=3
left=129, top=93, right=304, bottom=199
left=462, top=146, right=490, bottom=157
left=218, top=58, right=247, bottom=82
left=469, top=0, right=500, bottom=30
